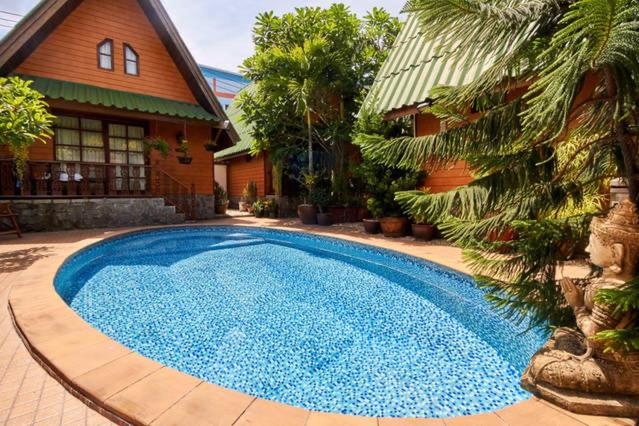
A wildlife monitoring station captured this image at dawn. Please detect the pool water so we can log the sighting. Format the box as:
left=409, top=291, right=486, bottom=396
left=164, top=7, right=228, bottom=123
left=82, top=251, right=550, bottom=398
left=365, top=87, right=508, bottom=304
left=54, top=227, right=546, bottom=418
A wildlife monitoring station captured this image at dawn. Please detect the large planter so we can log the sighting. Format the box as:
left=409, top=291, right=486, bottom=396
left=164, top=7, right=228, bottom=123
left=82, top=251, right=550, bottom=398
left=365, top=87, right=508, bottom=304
left=363, top=218, right=381, bottom=234
left=380, top=217, right=409, bottom=238
left=412, top=223, right=434, bottom=241
left=317, top=212, right=332, bottom=226
left=487, top=227, right=518, bottom=253
left=357, top=208, right=371, bottom=222
left=297, top=204, right=318, bottom=225
left=215, top=202, right=228, bottom=215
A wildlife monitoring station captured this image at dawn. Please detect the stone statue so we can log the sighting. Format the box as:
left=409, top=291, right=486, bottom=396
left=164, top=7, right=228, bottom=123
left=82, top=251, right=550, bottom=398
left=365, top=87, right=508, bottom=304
left=522, top=199, right=639, bottom=418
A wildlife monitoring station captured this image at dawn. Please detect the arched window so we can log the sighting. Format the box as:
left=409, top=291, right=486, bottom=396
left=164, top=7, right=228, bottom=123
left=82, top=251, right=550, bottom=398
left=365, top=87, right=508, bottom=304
left=124, top=44, right=139, bottom=76
left=97, top=39, right=113, bottom=70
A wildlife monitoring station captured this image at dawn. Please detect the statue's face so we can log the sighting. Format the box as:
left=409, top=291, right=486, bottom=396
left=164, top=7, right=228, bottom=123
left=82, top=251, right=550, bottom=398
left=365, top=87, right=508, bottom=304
left=585, top=232, right=614, bottom=268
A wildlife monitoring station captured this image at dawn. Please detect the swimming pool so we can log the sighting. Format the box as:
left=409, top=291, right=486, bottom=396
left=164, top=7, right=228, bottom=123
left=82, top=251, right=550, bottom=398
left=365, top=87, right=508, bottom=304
left=54, top=226, right=545, bottom=418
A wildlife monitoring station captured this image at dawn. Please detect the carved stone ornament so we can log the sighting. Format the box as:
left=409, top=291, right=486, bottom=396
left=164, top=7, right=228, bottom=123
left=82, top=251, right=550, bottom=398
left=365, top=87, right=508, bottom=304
left=521, top=200, right=639, bottom=418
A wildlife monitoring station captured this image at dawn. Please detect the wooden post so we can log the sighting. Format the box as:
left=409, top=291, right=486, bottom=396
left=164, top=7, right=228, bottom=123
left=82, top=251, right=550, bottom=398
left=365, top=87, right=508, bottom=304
left=190, top=183, right=196, bottom=220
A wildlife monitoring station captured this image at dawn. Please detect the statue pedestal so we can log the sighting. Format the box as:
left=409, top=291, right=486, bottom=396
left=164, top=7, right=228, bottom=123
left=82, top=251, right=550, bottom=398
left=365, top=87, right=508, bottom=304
left=522, top=328, right=639, bottom=418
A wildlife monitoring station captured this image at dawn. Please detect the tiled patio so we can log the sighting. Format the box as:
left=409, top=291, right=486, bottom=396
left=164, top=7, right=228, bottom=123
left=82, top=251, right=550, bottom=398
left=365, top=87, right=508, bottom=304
left=0, top=216, right=636, bottom=426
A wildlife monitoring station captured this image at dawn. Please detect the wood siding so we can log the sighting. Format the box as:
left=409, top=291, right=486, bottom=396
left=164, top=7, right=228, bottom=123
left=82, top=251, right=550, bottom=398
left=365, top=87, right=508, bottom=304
left=150, top=121, right=214, bottom=194
left=16, top=0, right=197, bottom=103
left=226, top=154, right=266, bottom=198
left=415, top=113, right=473, bottom=193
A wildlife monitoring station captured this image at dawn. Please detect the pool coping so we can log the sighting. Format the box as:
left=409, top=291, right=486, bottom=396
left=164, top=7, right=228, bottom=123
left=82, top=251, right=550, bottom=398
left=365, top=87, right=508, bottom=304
left=6, top=221, right=607, bottom=426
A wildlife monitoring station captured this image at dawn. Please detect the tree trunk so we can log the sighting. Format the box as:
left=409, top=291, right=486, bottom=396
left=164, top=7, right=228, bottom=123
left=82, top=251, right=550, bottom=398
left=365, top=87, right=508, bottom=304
left=307, top=110, right=313, bottom=174
left=604, top=67, right=639, bottom=203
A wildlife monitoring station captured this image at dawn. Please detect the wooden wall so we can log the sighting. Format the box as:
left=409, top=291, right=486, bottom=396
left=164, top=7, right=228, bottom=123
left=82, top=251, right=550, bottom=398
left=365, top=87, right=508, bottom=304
left=150, top=121, right=214, bottom=194
left=226, top=154, right=266, bottom=199
left=15, top=0, right=196, bottom=103
left=415, top=113, right=473, bottom=193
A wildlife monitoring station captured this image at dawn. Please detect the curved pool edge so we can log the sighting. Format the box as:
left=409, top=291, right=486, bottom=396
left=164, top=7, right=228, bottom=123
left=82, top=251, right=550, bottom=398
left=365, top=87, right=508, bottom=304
left=8, top=222, right=567, bottom=426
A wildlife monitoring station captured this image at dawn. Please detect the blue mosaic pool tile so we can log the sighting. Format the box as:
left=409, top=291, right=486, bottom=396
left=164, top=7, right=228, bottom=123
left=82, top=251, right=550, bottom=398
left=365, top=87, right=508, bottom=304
left=54, top=226, right=547, bottom=418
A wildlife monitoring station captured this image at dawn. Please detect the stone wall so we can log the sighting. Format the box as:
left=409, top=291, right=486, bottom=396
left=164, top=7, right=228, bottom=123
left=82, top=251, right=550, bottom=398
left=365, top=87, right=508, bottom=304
left=195, top=194, right=215, bottom=220
left=3, top=198, right=185, bottom=232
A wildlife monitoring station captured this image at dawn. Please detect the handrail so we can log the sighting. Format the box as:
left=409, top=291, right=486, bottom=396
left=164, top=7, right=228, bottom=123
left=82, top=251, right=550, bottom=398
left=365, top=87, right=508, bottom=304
left=154, top=169, right=197, bottom=220
left=1, top=159, right=197, bottom=220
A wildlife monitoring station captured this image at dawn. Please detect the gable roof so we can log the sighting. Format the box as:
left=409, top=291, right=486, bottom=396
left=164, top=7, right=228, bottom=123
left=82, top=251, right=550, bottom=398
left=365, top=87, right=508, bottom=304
left=363, top=14, right=495, bottom=116
left=215, top=84, right=256, bottom=162
left=0, top=0, right=239, bottom=145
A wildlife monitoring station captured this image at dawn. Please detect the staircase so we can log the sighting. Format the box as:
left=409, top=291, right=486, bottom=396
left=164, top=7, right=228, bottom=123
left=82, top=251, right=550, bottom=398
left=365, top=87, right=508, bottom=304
left=154, top=169, right=197, bottom=220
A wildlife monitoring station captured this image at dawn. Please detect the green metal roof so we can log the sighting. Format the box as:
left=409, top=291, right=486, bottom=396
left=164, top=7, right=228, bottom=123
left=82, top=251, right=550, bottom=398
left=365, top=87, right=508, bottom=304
left=215, top=84, right=255, bottom=161
left=363, top=14, right=494, bottom=115
left=17, top=74, right=221, bottom=122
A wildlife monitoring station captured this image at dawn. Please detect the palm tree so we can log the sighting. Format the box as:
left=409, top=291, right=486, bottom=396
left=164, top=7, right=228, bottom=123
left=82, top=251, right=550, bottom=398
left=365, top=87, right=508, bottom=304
left=270, top=37, right=334, bottom=174
left=358, top=0, right=639, bottom=349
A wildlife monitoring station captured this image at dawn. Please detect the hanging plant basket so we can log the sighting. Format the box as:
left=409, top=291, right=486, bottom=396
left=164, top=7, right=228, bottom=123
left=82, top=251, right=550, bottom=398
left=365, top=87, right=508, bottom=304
left=204, top=143, right=217, bottom=152
left=178, top=156, right=193, bottom=165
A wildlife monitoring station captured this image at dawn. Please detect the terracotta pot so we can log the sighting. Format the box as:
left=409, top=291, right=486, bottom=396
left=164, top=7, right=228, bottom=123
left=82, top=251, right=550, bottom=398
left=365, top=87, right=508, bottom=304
left=215, top=202, right=228, bottom=215
left=297, top=204, right=318, bottom=225
left=238, top=201, right=249, bottom=212
left=317, top=212, right=332, bottom=226
left=380, top=217, right=409, bottom=238
left=363, top=218, right=381, bottom=234
left=178, top=156, right=192, bottom=164
left=412, top=223, right=434, bottom=241
left=328, top=207, right=346, bottom=224
left=357, top=208, right=371, bottom=222
left=487, top=227, right=518, bottom=253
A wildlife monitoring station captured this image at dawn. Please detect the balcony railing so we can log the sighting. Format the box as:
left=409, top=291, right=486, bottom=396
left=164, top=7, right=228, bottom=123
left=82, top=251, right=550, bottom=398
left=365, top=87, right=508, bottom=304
left=0, top=159, right=153, bottom=198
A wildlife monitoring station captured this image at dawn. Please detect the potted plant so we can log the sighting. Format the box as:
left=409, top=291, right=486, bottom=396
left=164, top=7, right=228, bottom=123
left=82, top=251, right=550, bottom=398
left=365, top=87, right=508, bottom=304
left=313, top=187, right=333, bottom=226
left=143, top=137, right=169, bottom=159
left=240, top=181, right=258, bottom=212
left=363, top=198, right=382, bottom=234
left=264, top=199, right=278, bottom=218
left=204, top=140, right=217, bottom=152
left=253, top=199, right=266, bottom=218
left=214, top=182, right=229, bottom=215
left=353, top=159, right=424, bottom=238
left=176, top=141, right=192, bottom=164
left=297, top=172, right=318, bottom=225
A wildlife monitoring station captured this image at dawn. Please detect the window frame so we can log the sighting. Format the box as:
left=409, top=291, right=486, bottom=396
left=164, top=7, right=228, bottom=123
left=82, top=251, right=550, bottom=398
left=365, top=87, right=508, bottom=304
left=97, top=38, right=114, bottom=71
left=52, top=111, right=149, bottom=166
left=123, top=43, right=140, bottom=76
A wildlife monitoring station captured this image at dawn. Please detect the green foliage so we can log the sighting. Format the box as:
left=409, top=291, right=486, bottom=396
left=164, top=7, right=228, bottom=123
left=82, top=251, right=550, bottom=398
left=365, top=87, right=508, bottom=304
left=354, top=159, right=424, bottom=218
left=358, top=0, right=639, bottom=344
left=214, top=182, right=227, bottom=204
left=240, top=4, right=401, bottom=192
left=176, top=142, right=190, bottom=156
left=241, top=181, right=258, bottom=203
left=143, top=137, right=169, bottom=158
left=0, top=76, right=54, bottom=179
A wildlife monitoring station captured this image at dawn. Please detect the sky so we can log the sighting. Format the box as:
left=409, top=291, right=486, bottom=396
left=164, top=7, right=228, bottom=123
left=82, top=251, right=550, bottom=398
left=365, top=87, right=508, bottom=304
left=0, top=0, right=406, bottom=73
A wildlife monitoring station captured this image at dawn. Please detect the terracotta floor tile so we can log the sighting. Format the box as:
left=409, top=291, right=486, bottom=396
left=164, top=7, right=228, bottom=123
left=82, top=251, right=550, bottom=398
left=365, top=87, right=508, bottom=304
left=443, top=413, right=506, bottom=426
left=5, top=411, right=37, bottom=426
left=34, top=417, right=64, bottom=426
left=306, top=411, right=378, bottom=426
left=105, top=367, right=201, bottom=424
left=74, top=351, right=163, bottom=400
left=152, top=381, right=254, bottom=426
left=497, top=399, right=584, bottom=426
left=34, top=328, right=109, bottom=359
left=50, top=339, right=131, bottom=379
left=379, top=418, right=446, bottom=426
left=233, top=398, right=310, bottom=426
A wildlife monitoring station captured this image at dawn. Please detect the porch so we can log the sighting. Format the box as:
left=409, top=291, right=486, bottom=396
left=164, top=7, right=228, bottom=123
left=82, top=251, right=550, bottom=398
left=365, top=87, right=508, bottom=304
left=0, top=159, right=200, bottom=230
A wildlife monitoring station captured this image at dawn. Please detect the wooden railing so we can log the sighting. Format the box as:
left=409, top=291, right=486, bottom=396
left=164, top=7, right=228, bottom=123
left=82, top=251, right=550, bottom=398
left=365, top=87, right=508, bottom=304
left=1, top=159, right=198, bottom=220
left=0, top=159, right=153, bottom=198
left=154, top=169, right=196, bottom=220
